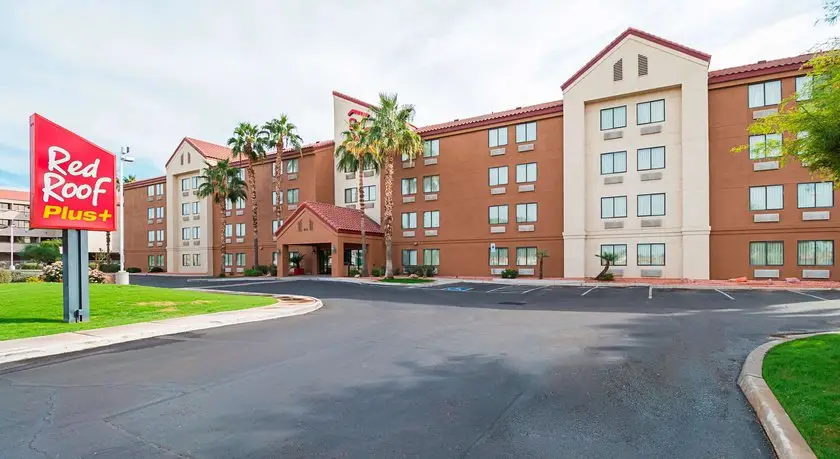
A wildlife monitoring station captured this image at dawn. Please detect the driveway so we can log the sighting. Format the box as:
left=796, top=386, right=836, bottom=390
left=2, top=278, right=839, bottom=458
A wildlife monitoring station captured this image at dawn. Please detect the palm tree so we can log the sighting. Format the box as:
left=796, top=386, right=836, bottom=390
left=197, top=160, right=247, bottom=276
left=110, top=175, right=136, bottom=265
left=227, top=122, right=267, bottom=267
left=595, top=251, right=618, bottom=281
left=368, top=93, right=423, bottom=279
left=261, top=116, right=303, bottom=222
left=537, top=249, right=549, bottom=279
left=336, top=120, right=380, bottom=277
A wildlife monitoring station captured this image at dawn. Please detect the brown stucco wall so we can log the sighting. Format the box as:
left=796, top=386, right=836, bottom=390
left=123, top=178, right=167, bottom=272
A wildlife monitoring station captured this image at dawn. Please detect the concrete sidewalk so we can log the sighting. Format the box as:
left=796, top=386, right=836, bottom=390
left=0, top=294, right=322, bottom=366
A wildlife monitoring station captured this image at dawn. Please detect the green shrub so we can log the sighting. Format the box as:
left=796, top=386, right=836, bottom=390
left=98, top=263, right=120, bottom=273
left=42, top=261, right=63, bottom=282
left=599, top=272, right=615, bottom=281
left=371, top=266, right=384, bottom=277
left=149, top=266, right=165, bottom=273
left=0, top=269, right=11, bottom=284
left=501, top=268, right=518, bottom=279
left=25, top=276, right=43, bottom=283
left=244, top=268, right=263, bottom=277
left=348, top=267, right=360, bottom=277
left=126, top=267, right=142, bottom=273
left=12, top=270, right=40, bottom=282
left=269, top=264, right=277, bottom=276
left=403, top=265, right=436, bottom=277
left=22, top=262, right=41, bottom=270
left=256, top=264, right=270, bottom=275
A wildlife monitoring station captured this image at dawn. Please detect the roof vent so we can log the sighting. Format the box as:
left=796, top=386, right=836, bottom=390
left=453, top=119, right=459, bottom=121
left=757, top=60, right=767, bottom=64
left=516, top=106, right=522, bottom=109
left=638, top=54, right=648, bottom=76
left=613, top=59, right=623, bottom=81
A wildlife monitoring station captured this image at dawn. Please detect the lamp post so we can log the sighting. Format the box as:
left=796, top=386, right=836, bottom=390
left=116, top=147, right=134, bottom=285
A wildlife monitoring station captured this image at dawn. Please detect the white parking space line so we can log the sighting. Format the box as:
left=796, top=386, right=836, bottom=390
left=522, top=286, right=547, bottom=294
left=581, top=286, right=598, bottom=296
left=714, top=289, right=736, bottom=300
left=788, top=289, right=827, bottom=301
left=648, top=286, right=653, bottom=299
left=486, top=286, right=512, bottom=293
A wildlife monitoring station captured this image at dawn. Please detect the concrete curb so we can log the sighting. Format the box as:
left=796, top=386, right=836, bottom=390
left=738, top=332, right=840, bottom=459
left=0, top=294, right=323, bottom=366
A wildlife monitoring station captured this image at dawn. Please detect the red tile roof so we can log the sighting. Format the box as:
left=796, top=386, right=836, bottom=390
left=164, top=137, right=234, bottom=168
left=332, top=90, right=374, bottom=109
left=276, top=201, right=383, bottom=237
left=562, top=27, right=711, bottom=91
left=708, top=53, right=813, bottom=84
left=418, top=100, right=564, bottom=136
left=0, top=188, right=30, bottom=202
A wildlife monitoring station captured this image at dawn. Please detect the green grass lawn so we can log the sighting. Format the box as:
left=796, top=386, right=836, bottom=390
left=379, top=278, right=435, bottom=284
left=763, top=334, right=840, bottom=459
left=0, top=284, right=275, bottom=341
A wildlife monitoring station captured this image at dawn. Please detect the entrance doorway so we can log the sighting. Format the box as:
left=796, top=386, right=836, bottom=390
left=317, top=248, right=332, bottom=275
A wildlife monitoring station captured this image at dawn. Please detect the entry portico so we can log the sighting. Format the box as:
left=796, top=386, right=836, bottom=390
left=274, top=201, right=384, bottom=277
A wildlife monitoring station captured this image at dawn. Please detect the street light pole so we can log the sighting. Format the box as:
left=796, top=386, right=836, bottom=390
left=116, top=146, right=134, bottom=285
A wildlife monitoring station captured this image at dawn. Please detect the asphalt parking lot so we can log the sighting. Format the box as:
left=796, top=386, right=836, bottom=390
left=2, top=276, right=839, bottom=458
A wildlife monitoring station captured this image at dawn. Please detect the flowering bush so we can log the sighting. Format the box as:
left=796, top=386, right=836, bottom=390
left=89, top=269, right=106, bottom=284
left=41, top=261, right=63, bottom=282
left=25, top=276, right=44, bottom=283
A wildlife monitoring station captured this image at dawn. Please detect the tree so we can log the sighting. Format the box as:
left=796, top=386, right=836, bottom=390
left=228, top=122, right=267, bottom=267
left=336, top=119, right=380, bottom=277
left=368, top=93, right=423, bottom=279
left=261, top=116, right=303, bottom=222
left=197, top=159, right=247, bottom=276
left=594, top=252, right=618, bottom=281
left=20, top=240, right=61, bottom=264
left=537, top=249, right=549, bottom=279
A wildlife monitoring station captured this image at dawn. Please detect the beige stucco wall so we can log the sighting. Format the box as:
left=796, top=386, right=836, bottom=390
left=563, top=34, right=710, bottom=279
left=332, top=94, right=382, bottom=223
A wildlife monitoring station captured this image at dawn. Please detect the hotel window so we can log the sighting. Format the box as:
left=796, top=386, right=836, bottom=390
left=147, top=208, right=154, bottom=219
left=285, top=159, right=299, bottom=174
left=797, top=182, right=833, bottom=208
left=147, top=185, right=155, bottom=196
left=344, top=188, right=357, bottom=203
left=224, top=253, right=233, bottom=266
left=235, top=223, right=246, bottom=237
left=237, top=169, right=246, bottom=181
left=362, top=185, right=376, bottom=202
left=424, top=139, right=440, bottom=157
left=423, top=210, right=440, bottom=228
left=181, top=178, right=189, bottom=191
left=636, top=99, right=665, bottom=125
left=192, top=202, right=200, bottom=215
left=796, top=75, right=813, bottom=101
left=516, top=247, right=537, bottom=266
left=600, top=151, right=627, bottom=174
left=749, top=185, right=784, bottom=211
left=489, top=247, right=509, bottom=266
left=181, top=203, right=190, bottom=216
left=272, top=191, right=278, bottom=205
left=402, top=249, right=418, bottom=266
left=601, top=196, right=627, bottom=218
left=156, top=207, right=164, bottom=218
left=272, top=220, right=281, bottom=233
left=182, top=228, right=190, bottom=240
left=272, top=163, right=278, bottom=177
left=402, top=212, right=417, bottom=229
left=600, top=106, right=627, bottom=130
left=235, top=197, right=246, bottom=209
left=637, top=193, right=666, bottom=217
left=148, top=255, right=155, bottom=268
left=637, top=243, right=665, bottom=266
left=748, top=80, right=782, bottom=108
left=488, top=127, right=508, bottom=147
left=599, top=244, right=627, bottom=266
left=637, top=147, right=666, bottom=171
left=156, top=230, right=164, bottom=241
left=516, top=203, right=537, bottom=223
left=155, top=184, right=164, bottom=195
left=401, top=178, right=417, bottom=195
left=225, top=224, right=233, bottom=237
left=798, top=240, right=834, bottom=266
left=192, top=227, right=200, bottom=240
left=515, top=163, right=537, bottom=183
left=192, top=176, right=201, bottom=189
left=287, top=189, right=299, bottom=204
left=489, top=205, right=508, bottom=225
left=749, top=133, right=782, bottom=159
left=489, top=166, right=508, bottom=186
left=182, top=254, right=191, bottom=267
left=750, top=242, right=784, bottom=266
left=225, top=199, right=233, bottom=210
left=515, top=122, right=537, bottom=143
left=235, top=253, right=246, bottom=266
left=422, top=248, right=440, bottom=266
left=147, top=231, right=155, bottom=242
left=157, top=254, right=164, bottom=267
left=192, top=254, right=200, bottom=266
left=272, top=252, right=278, bottom=266
left=423, top=175, right=440, bottom=193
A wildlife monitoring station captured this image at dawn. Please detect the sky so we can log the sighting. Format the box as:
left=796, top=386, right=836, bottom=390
left=0, top=0, right=836, bottom=188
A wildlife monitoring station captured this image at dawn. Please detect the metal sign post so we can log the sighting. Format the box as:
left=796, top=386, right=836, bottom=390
left=62, top=229, right=89, bottom=322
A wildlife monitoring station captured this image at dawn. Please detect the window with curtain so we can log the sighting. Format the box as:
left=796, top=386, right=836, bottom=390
left=147, top=185, right=155, bottom=196
left=156, top=207, right=164, bottom=218
left=235, top=253, right=246, bottom=266
left=750, top=242, right=783, bottom=266
left=181, top=203, right=190, bottom=216
left=489, top=205, right=508, bottom=225
left=225, top=224, right=232, bottom=237
left=192, top=202, right=200, bottom=215
left=344, top=188, right=357, bottom=203
left=235, top=223, right=245, bottom=237
left=515, top=163, right=537, bottom=183
left=749, top=133, right=783, bottom=159
left=424, top=139, right=440, bottom=157
left=235, top=197, right=246, bottom=209
left=401, top=212, right=417, bottom=229
left=272, top=220, right=280, bottom=233
left=285, top=159, right=299, bottom=174
left=362, top=185, right=376, bottom=202
left=157, top=255, right=164, bottom=267
left=423, top=211, right=440, bottom=228
left=192, top=227, right=200, bottom=239
left=749, top=185, right=784, bottom=211
left=748, top=80, right=782, bottom=108
left=798, top=240, right=833, bottom=266
left=601, top=151, right=627, bottom=174
left=223, top=253, right=233, bottom=266
left=181, top=228, right=190, bottom=240
left=401, top=178, right=417, bottom=195
left=636, top=99, right=665, bottom=125
left=287, top=189, right=299, bottom=204
left=402, top=249, right=418, bottom=266
left=423, top=176, right=440, bottom=193
left=516, top=203, right=537, bottom=223
left=192, top=254, right=200, bottom=266
left=515, top=122, right=537, bottom=142
left=600, top=196, right=627, bottom=218
left=637, top=193, right=666, bottom=217
left=423, top=249, right=440, bottom=266
left=637, top=243, right=665, bottom=266
left=600, top=106, right=627, bottom=130
left=488, top=127, right=508, bottom=147
left=147, top=208, right=154, bottom=219
left=155, top=184, right=163, bottom=195
left=156, top=230, right=164, bottom=241
left=147, top=255, right=155, bottom=268
left=795, top=75, right=813, bottom=101
left=516, top=247, right=537, bottom=266
left=192, top=176, right=200, bottom=189
left=182, top=254, right=191, bottom=267
left=797, top=182, right=833, bottom=208
left=599, top=244, right=627, bottom=266
left=181, top=178, right=189, bottom=191
left=637, top=147, right=665, bottom=170
left=147, top=231, right=155, bottom=242
left=489, top=247, right=509, bottom=266
left=489, top=166, right=508, bottom=186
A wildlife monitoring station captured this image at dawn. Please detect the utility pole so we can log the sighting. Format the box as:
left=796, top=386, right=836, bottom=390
left=116, top=146, right=134, bottom=285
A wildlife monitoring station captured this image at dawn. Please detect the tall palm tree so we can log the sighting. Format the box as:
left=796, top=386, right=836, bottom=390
left=368, top=93, right=423, bottom=278
left=262, top=116, right=303, bottom=222
left=336, top=119, right=379, bottom=277
left=197, top=160, right=247, bottom=276
left=227, top=122, right=267, bottom=267
left=110, top=175, right=136, bottom=265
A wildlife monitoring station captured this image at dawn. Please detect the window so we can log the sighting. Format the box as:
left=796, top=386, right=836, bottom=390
left=402, top=249, right=418, bottom=266
left=798, top=240, right=834, bottom=266
left=192, top=176, right=200, bottom=189
left=237, top=169, right=246, bottom=181
left=601, top=151, right=627, bottom=174
left=515, top=163, right=537, bottom=183
left=362, top=185, right=376, bottom=202
left=423, top=210, right=440, bottom=228
left=272, top=252, right=278, bottom=266
left=192, top=227, right=200, bottom=240
left=192, top=253, right=200, bottom=266
left=401, top=212, right=417, bottom=229
left=424, top=139, right=440, bottom=157
left=272, top=220, right=282, bottom=233
left=796, top=75, right=813, bottom=101
left=637, top=243, right=666, bottom=266
left=423, top=249, right=440, bottom=266
left=287, top=189, right=299, bottom=204
left=181, top=178, right=189, bottom=191
left=601, top=196, right=627, bottom=218
left=147, top=231, right=155, bottom=242
left=192, top=202, right=200, bottom=215
left=157, top=254, right=164, bottom=267
left=423, top=175, right=440, bottom=193
left=182, top=228, right=190, bottom=240
left=156, top=207, right=164, bottom=218
left=637, top=193, right=666, bottom=217
left=182, top=254, right=191, bottom=267
left=599, top=244, right=627, bottom=266
left=489, top=247, right=509, bottom=266
left=156, top=230, right=164, bottom=241
left=600, top=106, right=627, bottom=130
left=636, top=99, right=665, bottom=125
left=637, top=147, right=665, bottom=171
left=797, top=182, right=833, bottom=208
left=272, top=163, right=278, bottom=177
left=750, top=242, right=784, bottom=266
left=344, top=188, right=357, bottom=203
left=516, top=203, right=537, bottom=223
left=288, top=252, right=299, bottom=268
left=489, top=205, right=508, bottom=225
left=147, top=185, right=155, bottom=197
left=147, top=255, right=155, bottom=268
left=489, top=166, right=508, bottom=186
left=235, top=197, right=246, bottom=209
left=401, top=178, right=417, bottom=195
left=749, top=185, right=784, bottom=211
left=516, top=247, right=537, bottom=266
left=488, top=127, right=508, bottom=147
left=749, top=133, right=783, bottom=159
left=515, top=122, right=536, bottom=142
left=155, top=184, right=163, bottom=195
left=181, top=203, right=190, bottom=216
left=147, top=208, right=154, bottom=219
left=285, top=159, right=299, bottom=174
left=235, top=223, right=246, bottom=237
left=225, top=224, right=233, bottom=237
left=272, top=191, right=278, bottom=205
left=748, top=80, right=782, bottom=108
left=224, top=253, right=233, bottom=266
left=235, top=253, right=246, bottom=266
